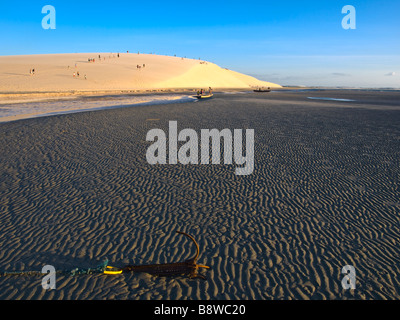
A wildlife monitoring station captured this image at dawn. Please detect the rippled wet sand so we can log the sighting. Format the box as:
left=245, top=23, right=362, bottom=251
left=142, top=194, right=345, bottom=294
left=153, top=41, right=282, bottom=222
left=0, top=90, right=399, bottom=299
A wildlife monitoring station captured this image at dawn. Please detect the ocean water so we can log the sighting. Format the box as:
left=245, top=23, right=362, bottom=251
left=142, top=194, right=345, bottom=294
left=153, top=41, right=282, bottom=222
left=0, top=93, right=198, bottom=122
left=307, top=97, right=356, bottom=102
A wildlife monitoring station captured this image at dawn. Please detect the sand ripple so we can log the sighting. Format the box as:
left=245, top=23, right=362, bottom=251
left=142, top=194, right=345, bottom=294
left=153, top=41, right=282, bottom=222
left=0, top=90, right=400, bottom=299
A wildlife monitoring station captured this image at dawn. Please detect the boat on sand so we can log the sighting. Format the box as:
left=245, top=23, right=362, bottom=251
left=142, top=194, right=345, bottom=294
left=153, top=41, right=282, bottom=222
left=196, top=93, right=213, bottom=99
left=196, top=87, right=213, bottom=99
left=253, top=87, right=271, bottom=92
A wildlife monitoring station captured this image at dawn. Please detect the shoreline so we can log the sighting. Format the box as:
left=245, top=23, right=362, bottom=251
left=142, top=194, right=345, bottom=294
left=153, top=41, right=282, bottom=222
left=2, top=86, right=399, bottom=104
left=0, top=88, right=251, bottom=105
left=2, top=88, right=400, bottom=124
left=0, top=92, right=201, bottom=123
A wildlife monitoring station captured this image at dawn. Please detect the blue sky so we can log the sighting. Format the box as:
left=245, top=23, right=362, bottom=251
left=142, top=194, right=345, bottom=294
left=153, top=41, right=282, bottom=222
left=0, top=0, right=399, bottom=87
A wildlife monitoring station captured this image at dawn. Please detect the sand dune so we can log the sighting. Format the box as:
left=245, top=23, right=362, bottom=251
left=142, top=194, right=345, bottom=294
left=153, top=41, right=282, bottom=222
left=0, top=53, right=280, bottom=96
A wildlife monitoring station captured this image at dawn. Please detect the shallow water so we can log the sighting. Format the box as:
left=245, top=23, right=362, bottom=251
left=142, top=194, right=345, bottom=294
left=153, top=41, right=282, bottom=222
left=307, top=97, right=356, bottom=102
left=0, top=93, right=198, bottom=122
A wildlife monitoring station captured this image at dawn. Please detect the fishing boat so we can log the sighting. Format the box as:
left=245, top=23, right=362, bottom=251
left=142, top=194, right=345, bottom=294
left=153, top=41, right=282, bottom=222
left=196, top=87, right=213, bottom=99
left=196, top=93, right=213, bottom=99
left=253, top=87, right=271, bottom=92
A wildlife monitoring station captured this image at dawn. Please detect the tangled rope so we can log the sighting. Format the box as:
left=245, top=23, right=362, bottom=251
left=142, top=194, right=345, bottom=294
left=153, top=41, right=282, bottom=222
left=0, top=259, right=111, bottom=277
left=0, top=231, right=209, bottom=280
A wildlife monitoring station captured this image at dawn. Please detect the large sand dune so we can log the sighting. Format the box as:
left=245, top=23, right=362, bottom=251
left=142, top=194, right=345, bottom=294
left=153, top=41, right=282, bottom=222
left=0, top=53, right=280, bottom=94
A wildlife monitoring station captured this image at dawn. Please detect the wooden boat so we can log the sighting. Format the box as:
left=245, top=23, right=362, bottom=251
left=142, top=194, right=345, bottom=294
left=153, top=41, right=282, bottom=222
left=253, top=88, right=271, bottom=92
left=196, top=93, right=213, bottom=99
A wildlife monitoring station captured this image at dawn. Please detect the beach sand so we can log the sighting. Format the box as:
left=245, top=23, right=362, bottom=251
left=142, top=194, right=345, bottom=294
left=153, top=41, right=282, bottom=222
left=0, top=89, right=400, bottom=300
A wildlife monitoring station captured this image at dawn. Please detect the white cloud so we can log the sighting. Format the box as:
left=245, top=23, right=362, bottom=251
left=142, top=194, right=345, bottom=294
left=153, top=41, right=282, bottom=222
left=385, top=72, right=396, bottom=76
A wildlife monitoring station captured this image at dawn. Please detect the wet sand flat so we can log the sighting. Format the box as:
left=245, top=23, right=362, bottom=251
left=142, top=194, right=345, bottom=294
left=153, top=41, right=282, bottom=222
left=0, top=90, right=400, bottom=300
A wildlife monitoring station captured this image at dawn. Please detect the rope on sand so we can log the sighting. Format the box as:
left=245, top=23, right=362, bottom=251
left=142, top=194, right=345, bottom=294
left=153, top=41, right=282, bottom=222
left=0, top=259, right=121, bottom=277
